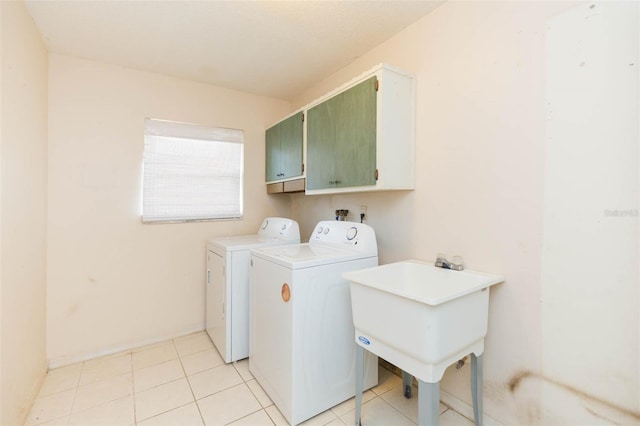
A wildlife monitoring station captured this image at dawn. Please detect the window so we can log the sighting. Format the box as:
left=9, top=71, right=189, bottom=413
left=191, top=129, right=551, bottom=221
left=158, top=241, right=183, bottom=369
left=142, top=118, right=244, bottom=223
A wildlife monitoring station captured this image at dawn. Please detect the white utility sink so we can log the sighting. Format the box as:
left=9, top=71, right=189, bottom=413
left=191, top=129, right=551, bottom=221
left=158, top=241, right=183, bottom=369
left=345, top=259, right=503, bottom=426
left=344, top=259, right=503, bottom=383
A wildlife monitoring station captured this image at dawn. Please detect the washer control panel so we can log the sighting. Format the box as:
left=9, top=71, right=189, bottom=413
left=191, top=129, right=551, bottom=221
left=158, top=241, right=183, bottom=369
left=309, top=221, right=377, bottom=254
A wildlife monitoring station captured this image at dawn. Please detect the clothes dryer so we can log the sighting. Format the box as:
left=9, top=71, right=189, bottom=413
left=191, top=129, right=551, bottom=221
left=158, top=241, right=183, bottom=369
left=207, top=217, right=299, bottom=363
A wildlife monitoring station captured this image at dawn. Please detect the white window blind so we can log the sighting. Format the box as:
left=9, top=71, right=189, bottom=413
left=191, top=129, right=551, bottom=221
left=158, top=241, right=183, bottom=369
left=142, top=118, right=244, bottom=223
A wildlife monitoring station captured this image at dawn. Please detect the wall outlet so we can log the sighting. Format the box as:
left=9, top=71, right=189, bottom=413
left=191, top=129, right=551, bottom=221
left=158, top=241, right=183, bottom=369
left=359, top=205, right=368, bottom=223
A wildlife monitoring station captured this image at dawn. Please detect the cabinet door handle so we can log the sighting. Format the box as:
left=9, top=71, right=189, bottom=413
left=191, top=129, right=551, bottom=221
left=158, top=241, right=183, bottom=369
left=329, top=180, right=342, bottom=185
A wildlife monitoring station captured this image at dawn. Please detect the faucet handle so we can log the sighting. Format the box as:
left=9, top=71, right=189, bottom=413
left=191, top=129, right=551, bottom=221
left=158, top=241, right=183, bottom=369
left=435, top=253, right=448, bottom=267
left=450, top=255, right=464, bottom=271
left=435, top=253, right=463, bottom=270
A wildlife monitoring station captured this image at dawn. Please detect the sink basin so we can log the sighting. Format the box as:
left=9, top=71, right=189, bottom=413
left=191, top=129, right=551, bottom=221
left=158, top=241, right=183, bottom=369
left=344, top=259, right=503, bottom=383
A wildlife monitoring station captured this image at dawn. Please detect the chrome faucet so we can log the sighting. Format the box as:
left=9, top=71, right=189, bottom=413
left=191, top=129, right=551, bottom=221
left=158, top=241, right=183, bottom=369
left=435, top=253, right=463, bottom=271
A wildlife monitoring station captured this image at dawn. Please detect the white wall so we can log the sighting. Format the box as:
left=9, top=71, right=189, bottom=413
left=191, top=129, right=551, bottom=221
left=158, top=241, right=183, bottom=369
left=540, top=3, right=639, bottom=424
left=0, top=1, right=49, bottom=424
left=289, top=1, right=639, bottom=424
left=47, top=54, right=291, bottom=366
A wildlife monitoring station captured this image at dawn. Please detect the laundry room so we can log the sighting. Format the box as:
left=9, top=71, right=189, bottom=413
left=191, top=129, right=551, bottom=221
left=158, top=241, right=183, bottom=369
left=3, top=1, right=639, bottom=425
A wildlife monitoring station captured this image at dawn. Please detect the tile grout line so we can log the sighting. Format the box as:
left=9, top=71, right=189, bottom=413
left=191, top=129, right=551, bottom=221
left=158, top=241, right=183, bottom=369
left=228, top=359, right=270, bottom=425
left=233, top=357, right=278, bottom=425
left=136, top=400, right=196, bottom=424
left=263, top=406, right=281, bottom=426
left=173, top=337, right=207, bottom=425
left=130, top=349, right=138, bottom=426
left=30, top=366, right=81, bottom=426
left=64, top=360, right=84, bottom=425
left=132, top=341, right=198, bottom=424
left=34, top=355, right=142, bottom=426
left=131, top=343, right=189, bottom=424
left=382, top=395, right=417, bottom=426
left=71, top=371, right=134, bottom=416
left=134, top=339, right=239, bottom=424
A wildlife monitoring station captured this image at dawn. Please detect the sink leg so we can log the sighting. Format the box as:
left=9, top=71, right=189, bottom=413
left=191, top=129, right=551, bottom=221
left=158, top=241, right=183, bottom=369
left=418, top=380, right=440, bottom=426
left=355, top=344, right=364, bottom=426
left=471, top=353, right=483, bottom=426
left=402, top=370, right=413, bottom=399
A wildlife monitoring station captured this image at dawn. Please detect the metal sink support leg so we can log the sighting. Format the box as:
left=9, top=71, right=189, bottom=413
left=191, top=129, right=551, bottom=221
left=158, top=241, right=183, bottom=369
left=355, top=344, right=364, bottom=426
left=402, top=370, right=413, bottom=398
left=399, top=370, right=440, bottom=426
left=471, top=353, right=483, bottom=426
left=418, top=380, right=440, bottom=426
left=356, top=352, right=482, bottom=426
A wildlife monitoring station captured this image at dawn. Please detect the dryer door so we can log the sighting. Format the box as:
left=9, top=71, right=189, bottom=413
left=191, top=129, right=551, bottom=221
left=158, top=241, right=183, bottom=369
left=206, top=250, right=228, bottom=360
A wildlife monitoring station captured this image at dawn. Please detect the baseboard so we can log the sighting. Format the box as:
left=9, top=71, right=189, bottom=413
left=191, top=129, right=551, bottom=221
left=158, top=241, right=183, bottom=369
left=439, top=388, right=503, bottom=426
left=47, top=325, right=205, bottom=369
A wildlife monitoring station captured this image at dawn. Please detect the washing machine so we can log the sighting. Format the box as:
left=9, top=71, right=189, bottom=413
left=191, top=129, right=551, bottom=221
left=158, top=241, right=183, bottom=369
left=206, top=217, right=300, bottom=363
left=249, top=220, right=379, bottom=425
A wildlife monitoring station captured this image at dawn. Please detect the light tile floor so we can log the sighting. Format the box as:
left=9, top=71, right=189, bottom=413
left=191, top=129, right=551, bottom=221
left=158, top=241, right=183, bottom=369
left=26, top=332, right=474, bottom=426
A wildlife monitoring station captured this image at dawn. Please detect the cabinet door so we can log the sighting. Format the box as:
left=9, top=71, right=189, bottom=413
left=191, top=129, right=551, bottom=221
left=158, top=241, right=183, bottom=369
left=279, top=112, right=304, bottom=179
left=307, top=76, right=377, bottom=190
left=265, top=112, right=304, bottom=182
left=307, top=98, right=338, bottom=189
left=265, top=125, right=280, bottom=182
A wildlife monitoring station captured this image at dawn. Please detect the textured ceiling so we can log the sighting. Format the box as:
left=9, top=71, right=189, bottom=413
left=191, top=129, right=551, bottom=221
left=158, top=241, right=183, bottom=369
left=24, top=1, right=442, bottom=100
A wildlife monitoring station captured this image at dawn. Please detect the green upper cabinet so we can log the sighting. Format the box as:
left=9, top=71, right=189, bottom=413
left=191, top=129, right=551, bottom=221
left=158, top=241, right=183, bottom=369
left=307, top=77, right=377, bottom=190
left=265, top=111, right=304, bottom=183
left=305, top=64, right=416, bottom=195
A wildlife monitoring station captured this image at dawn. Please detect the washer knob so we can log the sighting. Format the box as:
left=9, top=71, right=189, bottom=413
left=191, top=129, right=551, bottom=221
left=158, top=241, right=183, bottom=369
left=346, top=226, right=358, bottom=240
left=323, top=227, right=330, bottom=234
left=317, top=226, right=323, bottom=234
left=261, top=220, right=269, bottom=230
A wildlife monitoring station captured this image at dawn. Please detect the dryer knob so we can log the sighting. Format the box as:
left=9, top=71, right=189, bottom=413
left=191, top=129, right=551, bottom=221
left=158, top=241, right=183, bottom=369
left=323, top=227, right=330, bottom=235
left=317, top=226, right=323, bottom=234
left=261, top=220, right=269, bottom=230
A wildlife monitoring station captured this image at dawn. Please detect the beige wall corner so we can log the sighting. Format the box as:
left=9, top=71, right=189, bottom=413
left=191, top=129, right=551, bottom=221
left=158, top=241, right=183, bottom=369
left=1, top=0, right=49, bottom=424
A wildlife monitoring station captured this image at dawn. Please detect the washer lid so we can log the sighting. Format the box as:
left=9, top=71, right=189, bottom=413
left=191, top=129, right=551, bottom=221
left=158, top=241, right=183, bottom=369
left=251, top=243, right=376, bottom=269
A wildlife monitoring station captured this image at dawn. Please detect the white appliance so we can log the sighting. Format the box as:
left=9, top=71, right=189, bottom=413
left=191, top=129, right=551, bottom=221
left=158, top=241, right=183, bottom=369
left=206, top=217, right=300, bottom=363
left=249, top=220, right=379, bottom=425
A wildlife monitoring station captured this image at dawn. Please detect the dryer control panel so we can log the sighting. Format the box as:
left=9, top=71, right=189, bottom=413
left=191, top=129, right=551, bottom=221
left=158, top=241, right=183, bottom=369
left=309, top=221, right=378, bottom=255
left=258, top=217, right=300, bottom=241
